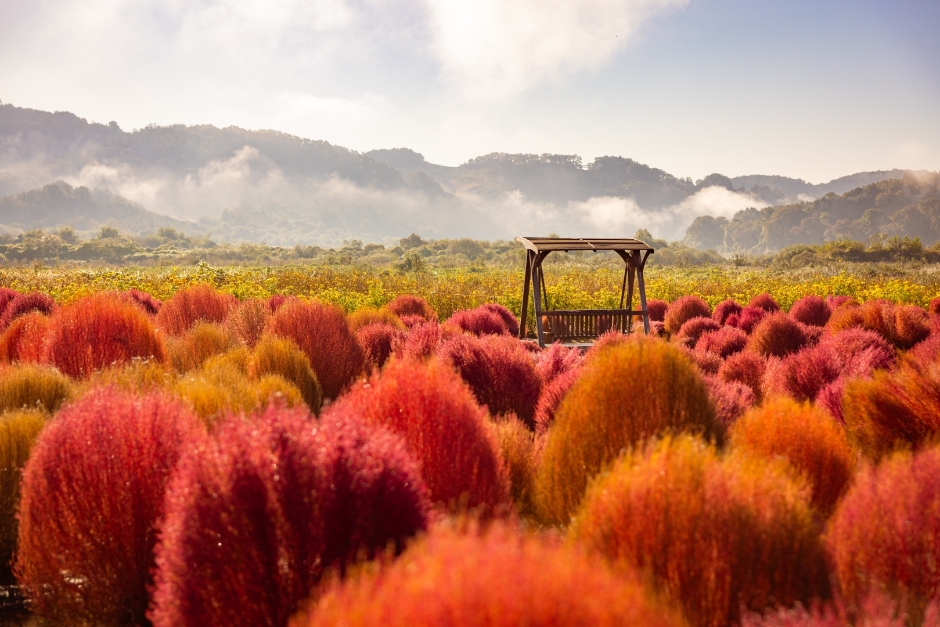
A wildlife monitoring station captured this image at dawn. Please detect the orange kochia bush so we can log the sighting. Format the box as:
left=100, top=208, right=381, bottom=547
left=155, top=284, right=236, bottom=336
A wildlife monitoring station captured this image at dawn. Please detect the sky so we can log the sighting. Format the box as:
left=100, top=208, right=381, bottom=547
left=1, top=0, right=939, bottom=183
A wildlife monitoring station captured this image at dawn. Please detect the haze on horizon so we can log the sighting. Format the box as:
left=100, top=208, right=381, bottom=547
left=2, top=0, right=939, bottom=184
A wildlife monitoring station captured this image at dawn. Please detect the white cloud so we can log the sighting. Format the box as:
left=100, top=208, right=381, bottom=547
left=424, top=0, right=690, bottom=100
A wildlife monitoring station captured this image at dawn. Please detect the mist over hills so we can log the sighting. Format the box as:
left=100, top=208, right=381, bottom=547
left=0, top=101, right=931, bottom=250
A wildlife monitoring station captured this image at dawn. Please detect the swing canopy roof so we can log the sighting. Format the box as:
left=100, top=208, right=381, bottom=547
left=514, top=237, right=654, bottom=253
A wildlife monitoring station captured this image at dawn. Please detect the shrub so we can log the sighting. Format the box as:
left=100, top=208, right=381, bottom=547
left=911, top=333, right=940, bottom=365
left=479, top=303, right=520, bottom=336
left=718, top=350, right=767, bottom=399
left=675, top=316, right=722, bottom=348
left=251, top=335, right=322, bottom=413
left=437, top=334, right=542, bottom=427
left=121, top=289, right=162, bottom=316
left=729, top=305, right=768, bottom=334
left=789, top=295, right=831, bottom=327
left=534, top=337, right=720, bottom=525
left=150, top=404, right=430, bottom=627
left=16, top=388, right=204, bottom=625
left=397, top=320, right=443, bottom=360
left=347, top=307, right=404, bottom=332
left=818, top=328, right=895, bottom=377
left=0, top=288, right=17, bottom=320
left=571, top=435, right=831, bottom=627
left=647, top=298, right=669, bottom=322
left=685, top=345, right=722, bottom=375
left=534, top=367, right=581, bottom=435
left=386, top=294, right=437, bottom=322
left=895, top=304, right=932, bottom=349
left=664, top=295, right=712, bottom=335
left=356, top=323, right=406, bottom=370
left=712, top=299, right=743, bottom=324
left=696, top=325, right=747, bottom=358
left=930, top=297, right=940, bottom=317
left=225, top=298, right=271, bottom=348
left=703, top=375, right=755, bottom=427
left=0, top=312, right=50, bottom=364
left=266, top=299, right=365, bottom=400
left=827, top=446, right=940, bottom=618
left=155, top=284, right=236, bottom=336
left=817, top=377, right=846, bottom=424
left=827, top=301, right=928, bottom=350
left=770, top=345, right=843, bottom=402
left=730, top=397, right=856, bottom=516
left=448, top=307, right=512, bottom=336
left=0, top=410, right=46, bottom=584
left=292, top=521, right=685, bottom=627
left=749, top=292, right=781, bottom=313
left=492, top=416, right=537, bottom=516
left=742, top=590, right=939, bottom=627
left=166, top=322, right=236, bottom=373
left=326, top=358, right=509, bottom=512
left=268, top=293, right=290, bottom=311
left=44, top=293, right=166, bottom=378
left=535, top=341, right=582, bottom=385
left=583, top=329, right=632, bottom=361
left=0, top=292, right=54, bottom=331
left=86, top=359, right=175, bottom=395
left=0, top=364, right=73, bottom=414
left=842, top=357, right=940, bottom=460
left=748, top=312, right=810, bottom=358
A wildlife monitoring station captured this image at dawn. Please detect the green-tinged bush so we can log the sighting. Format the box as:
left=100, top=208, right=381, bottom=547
left=492, top=415, right=537, bottom=517
left=166, top=322, right=237, bottom=373
left=572, top=435, right=831, bottom=627
left=0, top=364, right=73, bottom=414
left=0, top=410, right=46, bottom=584
left=535, top=337, right=720, bottom=526
left=251, top=335, right=322, bottom=413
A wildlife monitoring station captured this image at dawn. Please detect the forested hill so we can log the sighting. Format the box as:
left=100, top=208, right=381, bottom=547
left=684, top=172, right=940, bottom=253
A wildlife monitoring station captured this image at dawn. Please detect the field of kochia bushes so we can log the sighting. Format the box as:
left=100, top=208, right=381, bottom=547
left=3, top=280, right=940, bottom=626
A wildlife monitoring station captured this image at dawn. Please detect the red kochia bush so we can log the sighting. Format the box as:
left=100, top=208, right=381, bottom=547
left=266, top=299, right=365, bottom=400
left=0, top=312, right=50, bottom=364
left=728, top=305, right=768, bottom=334
left=43, top=293, right=166, bottom=378
left=675, top=316, right=721, bottom=348
left=749, top=292, right=781, bottom=313
left=535, top=341, right=582, bottom=386
left=479, top=303, right=520, bottom=336
left=827, top=301, right=930, bottom=350
left=225, top=297, right=272, bottom=348
left=712, top=299, right=743, bottom=325
left=664, top=295, right=712, bottom=335
left=742, top=590, right=940, bottom=627
left=326, top=358, right=509, bottom=512
left=398, top=320, right=443, bottom=360
left=730, top=397, right=856, bottom=517
left=704, top=376, right=755, bottom=427
left=385, top=294, right=437, bottom=322
left=155, top=284, right=237, bottom=336
left=292, top=521, right=685, bottom=627
left=647, top=298, right=669, bottom=322
left=696, top=325, right=747, bottom=358
left=535, top=338, right=720, bottom=525
left=534, top=367, right=582, bottom=435
left=16, top=388, right=204, bottom=626
left=771, top=345, right=842, bottom=402
left=842, top=357, right=940, bottom=460
left=121, top=289, right=162, bottom=316
left=0, top=292, right=54, bottom=331
left=827, top=446, right=940, bottom=616
left=0, top=288, right=17, bottom=318
left=789, top=295, right=831, bottom=327
left=447, top=307, right=512, bottom=336
left=718, top=350, right=767, bottom=399
left=747, top=312, right=810, bottom=358
left=572, top=436, right=830, bottom=627
left=437, top=333, right=542, bottom=427
left=817, top=328, right=896, bottom=377
left=150, top=403, right=430, bottom=627
left=357, top=322, right=405, bottom=369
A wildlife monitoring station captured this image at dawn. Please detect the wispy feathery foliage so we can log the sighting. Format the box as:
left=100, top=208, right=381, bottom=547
left=730, top=397, right=857, bottom=516
left=150, top=403, right=430, bottom=627
left=448, top=306, right=514, bottom=336
left=165, top=322, right=236, bottom=373
left=572, top=435, right=831, bottom=627
left=789, top=295, right=831, bottom=327
left=664, top=295, right=712, bottom=335
left=747, top=312, right=812, bottom=358
left=356, top=322, right=405, bottom=370
left=225, top=297, right=271, bottom=348
left=703, top=375, right=756, bottom=427
left=675, top=316, right=721, bottom=348
left=250, top=335, right=322, bottom=412
left=535, top=342, right=583, bottom=386
left=266, top=299, right=364, bottom=400
left=385, top=293, right=437, bottom=322
left=0, top=364, right=73, bottom=414
left=346, top=306, right=404, bottom=332
left=749, top=292, right=782, bottom=313
left=647, top=298, right=669, bottom=322
left=534, top=367, right=581, bottom=435
left=0, top=410, right=46, bottom=584
left=44, top=292, right=166, bottom=378
left=15, top=388, right=204, bottom=626
left=155, top=284, right=236, bottom=336
left=0, top=312, right=49, bottom=364
left=0, top=292, right=54, bottom=332
left=712, top=299, right=743, bottom=325
left=327, top=358, right=509, bottom=513
left=696, top=325, right=747, bottom=358
left=535, top=337, right=720, bottom=526
left=492, top=415, right=538, bottom=517
left=291, top=521, right=686, bottom=627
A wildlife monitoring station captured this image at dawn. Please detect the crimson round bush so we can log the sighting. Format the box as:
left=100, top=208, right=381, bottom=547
left=0, top=292, right=54, bottom=331
left=437, top=333, right=542, bottom=427
left=664, top=295, right=712, bottom=335
left=712, top=299, right=743, bottom=325
left=155, top=284, right=236, bottom=336
left=747, top=312, right=810, bottom=358
left=675, top=316, right=721, bottom=348
left=748, top=292, right=781, bottom=313
left=447, top=307, right=512, bottom=336
left=385, top=294, right=437, bottom=322
left=150, top=403, right=430, bottom=627
left=789, top=295, right=831, bottom=327
left=696, top=326, right=747, bottom=358
left=728, top=306, right=767, bottom=334
left=357, top=322, right=405, bottom=370
left=16, top=388, right=204, bottom=625
left=646, top=299, right=669, bottom=322
left=535, top=342, right=582, bottom=386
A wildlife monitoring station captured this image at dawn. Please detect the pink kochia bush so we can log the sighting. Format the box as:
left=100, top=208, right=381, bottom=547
left=356, top=322, right=405, bottom=370
left=437, top=333, right=542, bottom=428
left=0, top=292, right=55, bottom=331
left=150, top=403, right=430, bottom=627
left=266, top=299, right=365, bottom=400
left=827, top=445, right=940, bottom=618
left=43, top=293, right=166, bottom=377
left=727, top=306, right=767, bottom=334
left=327, top=358, right=509, bottom=512
left=646, top=298, right=669, bottom=322
left=291, top=521, right=685, bottom=627
left=675, top=316, right=721, bottom=348
left=789, top=295, right=831, bottom=327
left=447, top=306, right=513, bottom=336
left=15, top=388, right=204, bottom=626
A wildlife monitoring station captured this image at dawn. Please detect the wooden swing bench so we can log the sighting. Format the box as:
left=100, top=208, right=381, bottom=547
left=515, top=237, right=655, bottom=348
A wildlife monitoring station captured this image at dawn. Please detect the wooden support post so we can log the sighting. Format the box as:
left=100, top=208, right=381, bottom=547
left=626, top=253, right=636, bottom=332
left=519, top=250, right=532, bottom=339
left=637, top=250, right=651, bottom=335
left=532, top=254, right=546, bottom=348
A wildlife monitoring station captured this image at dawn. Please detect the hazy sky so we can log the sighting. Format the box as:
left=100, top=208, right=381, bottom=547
left=2, top=0, right=938, bottom=183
